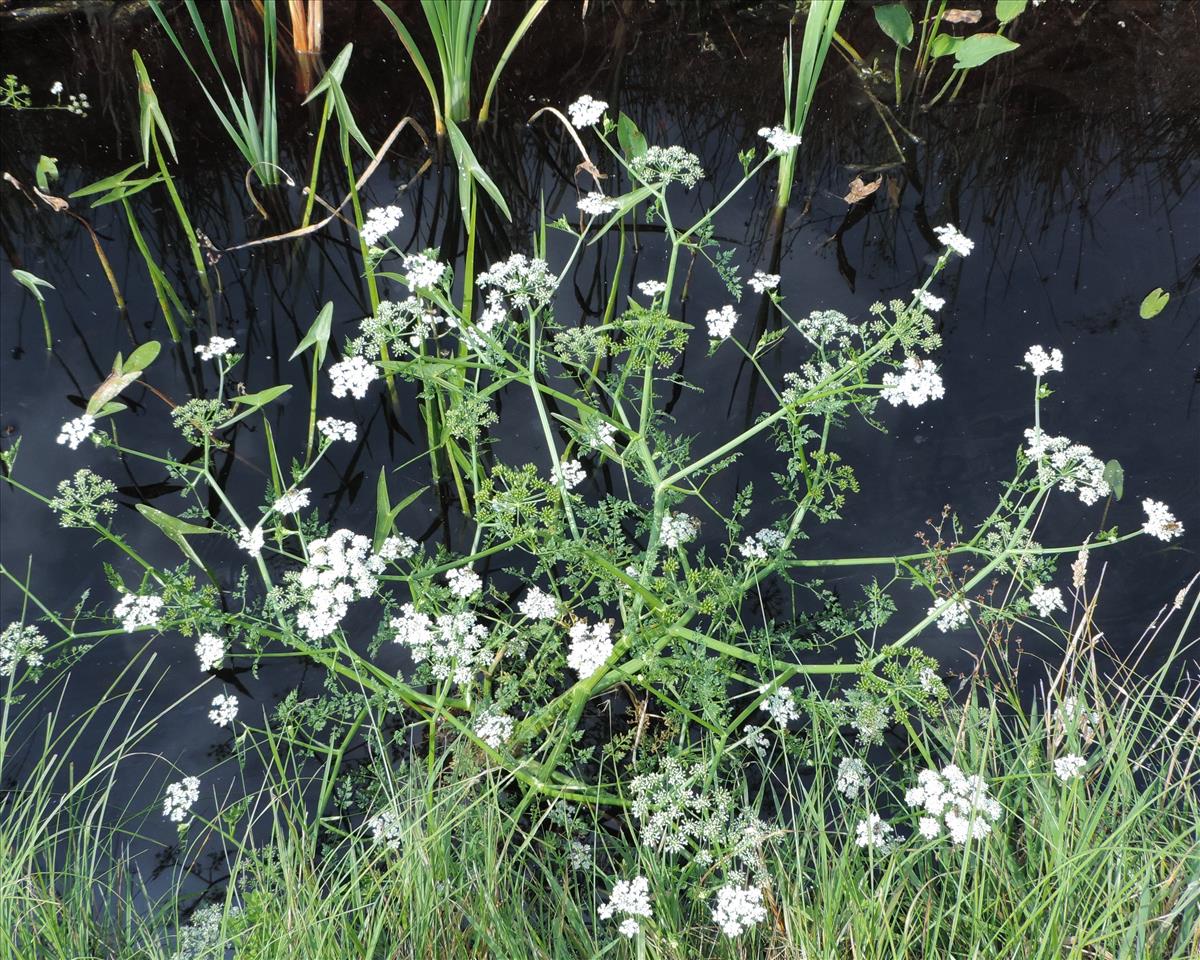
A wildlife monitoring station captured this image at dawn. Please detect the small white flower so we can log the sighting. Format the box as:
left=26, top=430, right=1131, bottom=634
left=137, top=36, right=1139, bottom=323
left=476, top=253, right=557, bottom=309
left=748, top=271, right=781, bottom=294
left=637, top=280, right=667, bottom=299
left=329, top=356, right=379, bottom=399
left=445, top=566, right=482, bottom=599
left=1023, top=345, right=1064, bottom=377
left=114, top=593, right=164, bottom=633
left=659, top=511, right=699, bottom=549
left=378, top=535, right=418, bottom=561
left=617, top=918, right=640, bottom=938
left=50, top=81, right=63, bottom=96
left=927, top=597, right=970, bottom=633
left=208, top=692, right=238, bottom=727
left=367, top=808, right=403, bottom=849
left=1029, top=583, right=1066, bottom=618
left=905, top=764, right=1001, bottom=845
left=273, top=488, right=311, bottom=515
left=360, top=204, right=403, bottom=246
left=237, top=525, right=264, bottom=558
left=628, top=145, right=704, bottom=188
left=163, top=776, right=200, bottom=822
left=705, top=304, right=739, bottom=339
left=913, top=289, right=945, bottom=312
left=194, top=336, right=237, bottom=362
left=835, top=757, right=869, bottom=799
left=855, top=813, right=894, bottom=850
left=56, top=414, right=96, bottom=450
left=317, top=417, right=357, bottom=443
left=739, top=528, right=786, bottom=560
left=933, top=223, right=974, bottom=257
left=1053, top=754, right=1086, bottom=782
left=758, top=125, right=803, bottom=152
left=474, top=710, right=515, bottom=749
left=762, top=686, right=799, bottom=726
left=552, top=459, right=586, bottom=490
left=567, top=94, right=607, bottom=128
left=0, top=622, right=48, bottom=675
left=1141, top=499, right=1183, bottom=541
left=518, top=586, right=559, bottom=621
left=577, top=192, right=619, bottom=217
left=195, top=632, right=225, bottom=671
left=712, top=883, right=766, bottom=937
left=567, top=620, right=613, bottom=677
left=402, top=252, right=447, bottom=290
left=918, top=816, right=942, bottom=839
left=881, top=356, right=945, bottom=408
left=598, top=875, right=652, bottom=938
left=589, top=421, right=617, bottom=450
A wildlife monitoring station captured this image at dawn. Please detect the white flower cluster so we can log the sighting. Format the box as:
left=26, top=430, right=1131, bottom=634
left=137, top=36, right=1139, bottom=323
left=659, top=511, right=699, bottom=549
left=795, top=308, right=857, bottom=349
left=567, top=94, right=607, bottom=128
left=588, top=420, right=617, bottom=450
left=273, top=488, right=311, bottom=515
left=66, top=92, right=90, bottom=116
left=317, top=417, right=357, bottom=443
left=906, top=764, right=1002, bottom=844
left=748, top=271, right=780, bottom=294
left=567, top=620, right=614, bottom=677
left=927, top=596, right=970, bottom=633
left=295, top=530, right=386, bottom=639
left=1029, top=583, right=1066, bottom=617
left=552, top=459, right=586, bottom=490
left=0, top=622, right=47, bottom=675
left=163, top=776, right=200, bottom=822
left=762, top=686, right=799, bottom=726
left=637, top=279, right=667, bottom=299
left=195, top=632, right=225, bottom=671
left=739, top=527, right=786, bottom=560
left=836, top=757, right=869, bottom=799
left=1053, top=754, right=1086, bottom=782
left=913, top=289, right=945, bottom=312
left=712, top=883, right=767, bottom=937
left=758, top=125, right=803, bottom=152
left=1142, top=498, right=1184, bottom=541
left=402, top=252, right=447, bottom=290
left=1023, top=429, right=1109, bottom=505
left=855, top=813, right=895, bottom=850
left=391, top=605, right=490, bottom=684
left=598, top=875, right=652, bottom=938
left=237, top=525, right=264, bottom=558
left=195, top=336, right=237, bottom=361
left=933, top=223, right=974, bottom=257
left=477, top=253, right=557, bottom=309
left=51, top=81, right=63, bottom=95
left=629, top=145, right=705, bottom=189
left=445, top=566, right=482, bottom=598
left=706, top=304, right=738, bottom=340
left=114, top=593, right=164, bottom=633
left=518, top=586, right=559, bottom=620
left=367, top=808, right=403, bottom=849
left=208, top=692, right=238, bottom=727
left=474, top=710, right=515, bottom=749
left=578, top=192, right=619, bottom=217
left=881, top=356, right=945, bottom=408
left=378, top=535, right=418, bottom=562
left=57, top=414, right=96, bottom=450
left=1023, top=344, right=1063, bottom=376
left=329, top=355, right=379, bottom=399
left=360, top=204, right=403, bottom=246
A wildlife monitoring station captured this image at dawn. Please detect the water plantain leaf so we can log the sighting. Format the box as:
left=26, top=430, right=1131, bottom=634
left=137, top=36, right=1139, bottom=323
left=86, top=341, right=161, bottom=416
left=12, top=269, right=54, bottom=303
left=995, top=0, right=1028, bottom=24
left=305, top=44, right=372, bottom=157
left=952, top=33, right=1019, bottom=69
left=35, top=155, right=58, bottom=191
left=124, top=340, right=162, bottom=374
left=874, top=3, right=914, bottom=47
left=617, top=112, right=648, bottom=159
left=137, top=504, right=218, bottom=583
left=232, top=385, right=292, bottom=410
left=374, top=467, right=427, bottom=551
left=444, top=118, right=512, bottom=223
left=289, top=302, right=334, bottom=365
left=70, top=162, right=165, bottom=206
left=87, top=371, right=142, bottom=417
left=1103, top=460, right=1124, bottom=501
left=929, top=34, right=963, bottom=58
left=132, top=50, right=177, bottom=165
left=1138, top=287, right=1170, bottom=319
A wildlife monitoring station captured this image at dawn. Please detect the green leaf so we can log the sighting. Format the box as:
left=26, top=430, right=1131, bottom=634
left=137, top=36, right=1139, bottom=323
left=1138, top=287, right=1170, bottom=319
left=87, top=370, right=143, bottom=417
left=444, top=118, right=512, bottom=224
left=289, top=302, right=334, bottom=365
left=1103, top=460, right=1124, bottom=501
left=952, top=33, right=1020, bottom=69
left=11, top=269, right=54, bottom=304
left=231, top=384, right=292, bottom=410
left=137, top=504, right=217, bottom=581
left=874, top=3, right=914, bottom=47
left=373, top=467, right=392, bottom=552
left=995, top=0, right=1028, bottom=24
left=617, top=112, right=648, bottom=159
left=35, top=155, right=59, bottom=192
left=929, top=33, right=963, bottom=58
left=124, top=340, right=161, bottom=374
left=132, top=49, right=177, bottom=165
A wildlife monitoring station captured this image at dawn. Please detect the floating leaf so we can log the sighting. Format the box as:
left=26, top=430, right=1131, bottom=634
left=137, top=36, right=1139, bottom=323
left=995, top=0, right=1028, bottom=24
left=289, top=302, right=334, bottom=365
left=1138, top=287, right=1170, bottom=319
left=942, top=9, right=982, bottom=24
left=843, top=175, right=883, bottom=204
left=952, top=33, right=1020, bottom=68
left=1103, top=460, right=1124, bottom=501
left=874, top=3, right=914, bottom=47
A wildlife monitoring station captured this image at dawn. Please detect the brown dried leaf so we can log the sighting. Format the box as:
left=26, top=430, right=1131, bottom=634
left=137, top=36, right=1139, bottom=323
left=943, top=9, right=982, bottom=24
left=844, top=175, right=882, bottom=205
left=886, top=176, right=902, bottom=210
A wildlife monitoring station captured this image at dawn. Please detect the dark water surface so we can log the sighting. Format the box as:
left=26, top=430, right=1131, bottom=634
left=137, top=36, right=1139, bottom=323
left=1, top=0, right=1197, bottom=885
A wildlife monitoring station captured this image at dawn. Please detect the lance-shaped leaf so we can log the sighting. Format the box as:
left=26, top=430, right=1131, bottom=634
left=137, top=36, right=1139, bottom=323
left=137, top=504, right=217, bottom=583
left=220, top=384, right=292, bottom=428
left=1103, top=460, right=1124, bottom=501
left=617, top=112, right=648, bottom=159
left=374, top=466, right=428, bottom=552
left=132, top=50, right=177, bottom=165
left=35, top=155, right=58, bottom=192
left=444, top=117, right=512, bottom=224
left=303, top=44, right=372, bottom=156
left=86, top=341, right=162, bottom=416
left=12, top=269, right=54, bottom=304
left=289, top=302, right=334, bottom=366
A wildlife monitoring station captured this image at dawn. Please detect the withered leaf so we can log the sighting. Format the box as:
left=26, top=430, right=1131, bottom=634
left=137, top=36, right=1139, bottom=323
left=886, top=176, right=902, bottom=209
left=943, top=9, right=983, bottom=24
left=844, top=175, right=883, bottom=205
